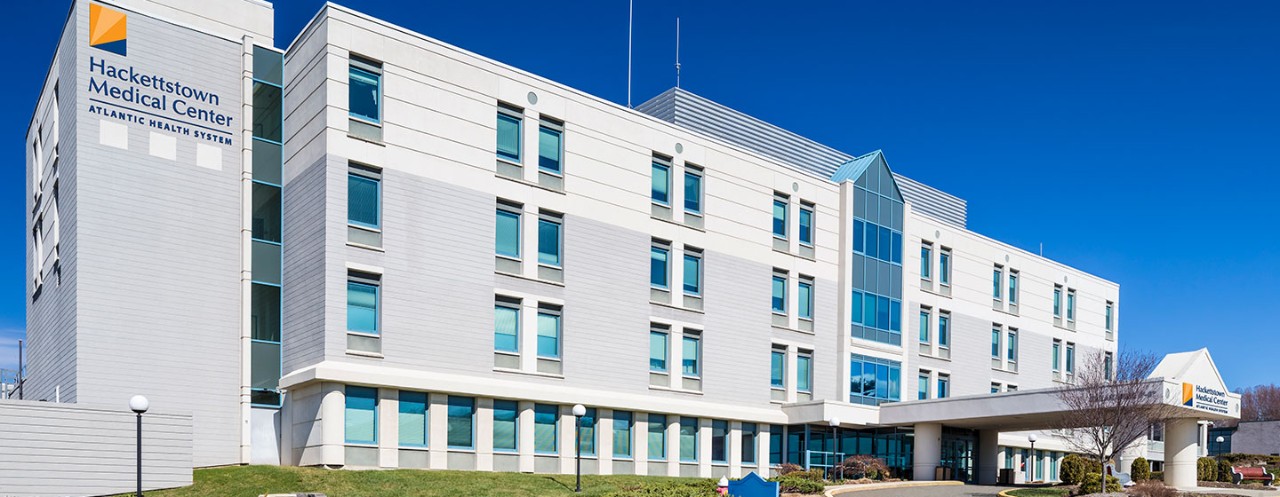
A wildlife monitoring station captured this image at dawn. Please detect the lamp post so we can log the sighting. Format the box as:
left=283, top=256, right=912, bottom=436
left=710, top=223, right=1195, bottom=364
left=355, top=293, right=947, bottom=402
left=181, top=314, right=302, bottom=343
left=130, top=395, right=150, bottom=497
left=1215, top=435, right=1225, bottom=461
left=828, top=417, right=841, bottom=480
left=1027, top=434, right=1037, bottom=483
left=572, top=404, right=586, bottom=493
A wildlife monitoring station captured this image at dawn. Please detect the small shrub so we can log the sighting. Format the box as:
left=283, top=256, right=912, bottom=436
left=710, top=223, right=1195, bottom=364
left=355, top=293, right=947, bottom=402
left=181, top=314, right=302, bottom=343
left=777, top=463, right=804, bottom=476
left=1129, top=480, right=1178, bottom=497
left=767, top=475, right=826, bottom=494
left=601, top=479, right=717, bottom=497
left=1151, top=470, right=1164, bottom=481
left=1218, top=460, right=1233, bottom=482
left=1079, top=472, right=1122, bottom=494
left=1059, top=454, right=1088, bottom=485
left=785, top=469, right=826, bottom=482
left=1131, top=457, right=1151, bottom=481
left=839, top=455, right=888, bottom=480
left=1198, top=457, right=1218, bottom=482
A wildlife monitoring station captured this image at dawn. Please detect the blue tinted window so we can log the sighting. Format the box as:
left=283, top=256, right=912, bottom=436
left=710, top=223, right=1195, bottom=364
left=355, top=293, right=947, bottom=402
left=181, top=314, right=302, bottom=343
left=649, top=331, right=667, bottom=372
left=493, top=400, right=518, bottom=452
left=849, top=354, right=901, bottom=406
left=349, top=64, right=380, bottom=123
left=772, top=199, right=787, bottom=237
left=347, top=281, right=378, bottom=334
left=497, top=111, right=521, bottom=161
left=853, top=219, right=865, bottom=253
left=679, top=417, right=698, bottom=462
left=798, top=281, right=813, bottom=320
left=447, top=396, right=475, bottom=449
left=920, top=245, right=932, bottom=279
left=878, top=226, right=891, bottom=261
left=889, top=299, right=901, bottom=332
left=345, top=386, right=377, bottom=444
left=890, top=231, right=902, bottom=264
left=799, top=206, right=814, bottom=245
left=534, top=404, right=558, bottom=454
left=876, top=296, right=890, bottom=330
left=579, top=408, right=597, bottom=456
left=863, top=294, right=877, bottom=328
left=495, top=208, right=520, bottom=258
left=851, top=291, right=864, bottom=324
left=398, top=391, right=428, bottom=447
left=652, top=162, right=671, bottom=204
left=865, top=223, right=879, bottom=258
left=348, top=173, right=380, bottom=228
left=683, top=253, right=701, bottom=295
left=797, top=354, right=812, bottom=392
left=682, top=335, right=700, bottom=377
left=684, top=171, right=702, bottom=213
left=537, top=217, right=561, bottom=266
left=771, top=275, right=786, bottom=313
left=538, top=124, right=562, bottom=173
left=650, top=245, right=669, bottom=288
left=939, top=314, right=950, bottom=346
left=494, top=303, right=519, bottom=353
left=613, top=411, right=632, bottom=457
left=536, top=309, right=560, bottom=359
left=919, top=311, right=930, bottom=342
left=770, top=350, right=785, bottom=387
left=648, top=414, right=667, bottom=460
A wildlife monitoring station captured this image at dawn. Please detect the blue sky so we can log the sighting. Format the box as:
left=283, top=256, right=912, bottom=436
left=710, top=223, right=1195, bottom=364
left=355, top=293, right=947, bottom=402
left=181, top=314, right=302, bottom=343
left=3, top=1, right=1277, bottom=387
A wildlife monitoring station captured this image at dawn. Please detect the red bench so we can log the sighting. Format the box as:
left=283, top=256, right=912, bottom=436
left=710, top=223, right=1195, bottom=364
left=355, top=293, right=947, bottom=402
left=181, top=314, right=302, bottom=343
left=1231, top=466, right=1274, bottom=485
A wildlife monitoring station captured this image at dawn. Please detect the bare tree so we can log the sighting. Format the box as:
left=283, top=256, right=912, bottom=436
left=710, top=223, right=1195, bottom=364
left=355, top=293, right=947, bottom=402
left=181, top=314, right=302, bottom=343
left=1235, top=384, right=1280, bottom=424
left=1052, top=350, right=1180, bottom=495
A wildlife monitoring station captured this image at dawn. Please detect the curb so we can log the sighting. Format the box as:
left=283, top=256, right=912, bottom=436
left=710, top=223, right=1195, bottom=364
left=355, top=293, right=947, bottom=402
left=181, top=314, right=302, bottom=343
left=824, top=480, right=965, bottom=497
left=997, top=490, right=1014, bottom=497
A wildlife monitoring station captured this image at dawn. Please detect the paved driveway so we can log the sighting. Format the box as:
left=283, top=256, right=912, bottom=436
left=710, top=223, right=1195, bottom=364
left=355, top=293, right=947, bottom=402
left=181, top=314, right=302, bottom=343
left=838, top=485, right=1012, bottom=497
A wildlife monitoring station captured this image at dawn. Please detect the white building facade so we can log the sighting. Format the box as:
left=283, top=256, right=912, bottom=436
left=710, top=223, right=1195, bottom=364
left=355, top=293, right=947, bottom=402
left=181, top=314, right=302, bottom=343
left=26, top=0, right=1237, bottom=490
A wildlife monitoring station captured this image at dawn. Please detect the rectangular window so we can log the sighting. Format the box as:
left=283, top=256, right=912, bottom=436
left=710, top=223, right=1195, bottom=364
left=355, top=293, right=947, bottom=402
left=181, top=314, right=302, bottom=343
left=536, top=304, right=561, bottom=359
left=918, top=371, right=930, bottom=400
left=652, top=156, right=671, bottom=205
left=798, top=202, right=815, bottom=246
left=993, top=265, right=1003, bottom=300
left=534, top=404, right=558, bottom=454
left=797, top=277, right=814, bottom=321
left=920, top=243, right=933, bottom=280
left=1007, top=329, right=1018, bottom=363
left=711, top=419, right=728, bottom=463
left=1009, top=270, right=1019, bottom=305
left=496, top=104, right=522, bottom=162
left=992, top=383, right=1001, bottom=394
left=348, top=164, right=381, bottom=230
left=493, top=399, right=518, bottom=452
left=1105, top=301, right=1114, bottom=331
left=538, top=118, right=563, bottom=174
left=679, top=417, right=698, bottom=462
left=650, top=327, right=669, bottom=372
left=1053, top=340, right=1062, bottom=372
left=344, top=385, right=377, bottom=444
left=796, top=351, right=813, bottom=393
left=772, top=193, right=788, bottom=239
left=495, top=201, right=522, bottom=259
left=991, top=327, right=1001, bottom=359
left=938, top=311, right=951, bottom=348
left=578, top=407, right=597, bottom=456
left=537, top=211, right=563, bottom=267
left=919, top=308, right=931, bottom=343
left=684, top=166, right=703, bottom=214
left=1053, top=285, right=1063, bottom=318
left=770, top=346, right=786, bottom=389
left=398, top=391, right=428, bottom=447
left=683, top=249, right=703, bottom=296
left=682, top=332, right=701, bottom=377
left=769, top=426, right=783, bottom=465
left=347, top=272, right=380, bottom=335
left=1066, top=343, right=1076, bottom=374
left=849, top=354, right=902, bottom=405
left=741, top=423, right=757, bottom=464
left=1066, top=289, right=1077, bottom=322
left=853, top=219, right=865, bottom=253
left=494, top=296, right=520, bottom=353
left=447, top=396, right=475, bottom=449
left=1104, top=352, right=1114, bottom=380
left=648, top=414, right=667, bottom=460
left=771, top=270, right=787, bottom=314
left=851, top=291, right=864, bottom=325
left=939, top=248, right=952, bottom=285
left=651, top=240, right=670, bottom=289
left=937, top=374, right=950, bottom=399
left=613, top=411, right=633, bottom=458
left=348, top=56, right=382, bottom=124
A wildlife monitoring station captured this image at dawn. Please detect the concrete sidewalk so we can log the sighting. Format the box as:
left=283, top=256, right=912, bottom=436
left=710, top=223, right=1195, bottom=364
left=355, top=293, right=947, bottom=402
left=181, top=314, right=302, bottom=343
left=1176, top=486, right=1280, bottom=497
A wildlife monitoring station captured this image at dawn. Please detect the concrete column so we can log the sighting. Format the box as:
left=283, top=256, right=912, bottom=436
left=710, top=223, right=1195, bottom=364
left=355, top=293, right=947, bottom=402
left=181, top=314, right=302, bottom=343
left=758, top=425, right=773, bottom=476
left=475, top=398, right=494, bottom=471
left=698, top=418, right=712, bottom=477
left=913, top=423, right=942, bottom=481
left=378, top=389, right=399, bottom=468
left=634, top=414, right=649, bottom=475
left=977, top=430, right=1000, bottom=485
left=597, top=409, right=614, bottom=475
left=320, top=382, right=345, bottom=467
left=427, top=393, right=449, bottom=469
left=728, top=422, right=743, bottom=477
left=559, top=405, right=575, bottom=474
left=517, top=401, right=535, bottom=473
left=1166, top=417, right=1200, bottom=488
left=667, top=418, right=681, bottom=476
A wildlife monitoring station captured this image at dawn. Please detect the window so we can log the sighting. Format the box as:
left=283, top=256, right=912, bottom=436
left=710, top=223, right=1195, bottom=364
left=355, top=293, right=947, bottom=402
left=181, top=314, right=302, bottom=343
left=797, top=277, right=814, bottom=321
left=496, top=104, right=522, bottom=162
left=684, top=166, right=703, bottom=214
left=741, top=423, right=757, bottom=464
left=345, top=386, right=377, bottom=444
left=919, top=308, right=931, bottom=343
left=1007, top=329, right=1018, bottom=363
left=650, top=240, right=670, bottom=289
left=772, top=193, right=788, bottom=239
left=937, top=374, right=951, bottom=399
left=537, top=211, right=562, bottom=267
left=534, top=404, right=558, bottom=454
left=536, top=304, right=561, bottom=360
left=1052, top=339, right=1062, bottom=372
left=769, top=425, right=783, bottom=465
left=939, top=248, right=952, bottom=285
left=348, top=164, right=381, bottom=230
left=918, top=371, right=930, bottom=400
left=347, top=272, right=380, bottom=335
left=613, top=411, right=633, bottom=458
left=1066, top=343, right=1076, bottom=375
left=711, top=419, right=728, bottom=463
left=495, top=201, right=522, bottom=260
left=683, top=249, right=702, bottom=296
left=396, top=391, right=428, bottom=447
left=1053, top=285, right=1063, bottom=318
left=798, top=202, right=815, bottom=246
left=920, top=243, right=933, bottom=280
left=796, top=351, right=813, bottom=394
left=538, top=118, right=563, bottom=174
left=493, top=400, right=518, bottom=452
left=993, top=265, right=1003, bottom=300
left=849, top=354, right=901, bottom=406
left=652, top=157, right=671, bottom=205
left=1007, top=384, right=1017, bottom=392
left=938, top=311, right=951, bottom=349
left=852, top=218, right=903, bottom=265
left=1009, top=270, right=1019, bottom=305
left=578, top=407, right=597, bottom=456
left=348, top=56, right=381, bottom=124
left=770, top=346, right=786, bottom=389
left=650, top=327, right=669, bottom=372
left=494, top=297, right=520, bottom=353
left=648, top=414, right=667, bottom=460
left=1066, top=289, right=1077, bottom=322
left=992, top=383, right=1001, bottom=394
left=1104, top=352, right=1114, bottom=380
left=447, top=396, right=475, bottom=449
left=991, top=327, right=1001, bottom=359
left=679, top=417, right=698, bottom=462
left=771, top=270, right=787, bottom=314
left=682, top=332, right=701, bottom=377
left=1105, top=301, right=1114, bottom=331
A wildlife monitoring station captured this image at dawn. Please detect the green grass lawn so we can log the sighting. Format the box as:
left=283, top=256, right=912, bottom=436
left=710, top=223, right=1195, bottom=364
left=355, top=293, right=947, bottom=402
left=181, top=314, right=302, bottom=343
left=127, top=465, right=718, bottom=497
left=1005, top=488, right=1071, bottom=497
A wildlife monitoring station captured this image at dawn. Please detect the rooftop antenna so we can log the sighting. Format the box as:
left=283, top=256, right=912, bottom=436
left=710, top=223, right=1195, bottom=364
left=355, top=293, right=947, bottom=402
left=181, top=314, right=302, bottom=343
left=675, top=17, right=681, bottom=88
left=627, top=0, right=634, bottom=108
